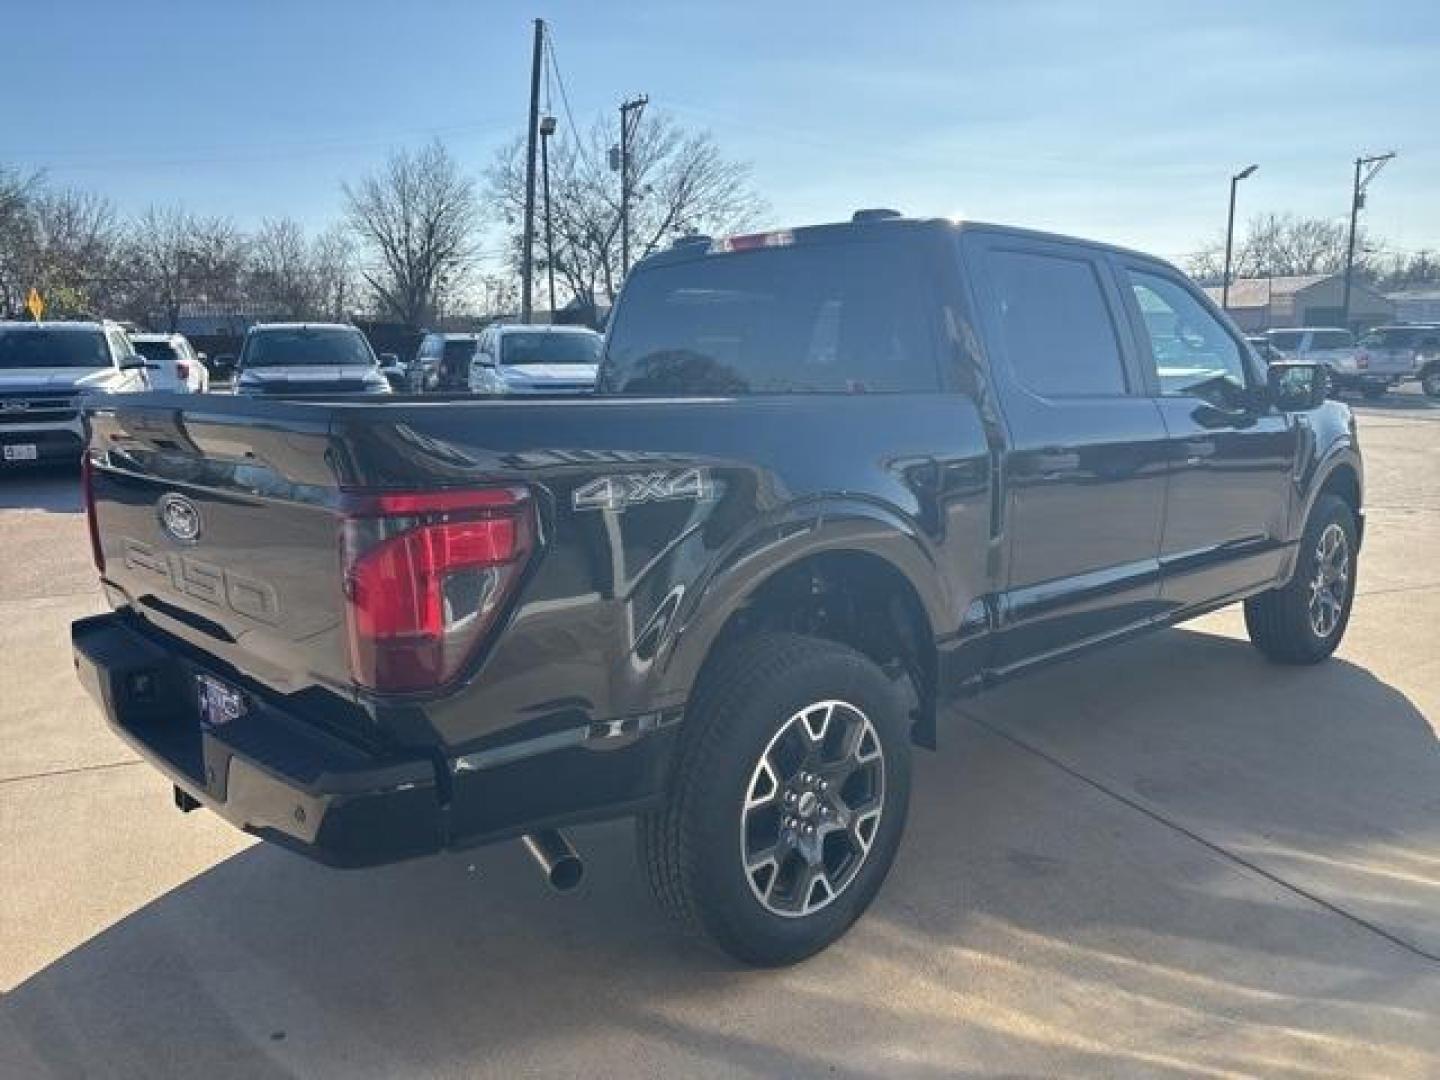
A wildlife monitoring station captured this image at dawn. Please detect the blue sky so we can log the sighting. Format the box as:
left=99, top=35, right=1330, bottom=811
left=4, top=0, right=1437, bottom=266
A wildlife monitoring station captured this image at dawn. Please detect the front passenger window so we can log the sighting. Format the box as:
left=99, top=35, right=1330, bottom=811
left=1127, top=270, right=1248, bottom=399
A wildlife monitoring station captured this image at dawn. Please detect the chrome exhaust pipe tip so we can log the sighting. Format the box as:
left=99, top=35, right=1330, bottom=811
left=521, top=829, right=584, bottom=891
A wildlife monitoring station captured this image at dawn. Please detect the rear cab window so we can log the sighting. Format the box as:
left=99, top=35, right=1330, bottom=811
left=1311, top=330, right=1354, bottom=350
left=135, top=340, right=180, bottom=364
left=1361, top=328, right=1420, bottom=349
left=601, top=235, right=942, bottom=394
left=442, top=339, right=477, bottom=364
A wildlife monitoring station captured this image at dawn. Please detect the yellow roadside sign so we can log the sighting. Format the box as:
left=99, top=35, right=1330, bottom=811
left=25, top=288, right=44, bottom=321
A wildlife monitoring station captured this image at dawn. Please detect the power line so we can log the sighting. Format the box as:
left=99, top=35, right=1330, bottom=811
left=543, top=29, right=598, bottom=174
left=16, top=117, right=519, bottom=173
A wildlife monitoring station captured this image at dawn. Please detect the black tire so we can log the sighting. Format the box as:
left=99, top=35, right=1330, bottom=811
left=1244, top=494, right=1357, bottom=664
left=1361, top=384, right=1387, bottom=400
left=1421, top=366, right=1440, bottom=400
left=638, top=632, right=911, bottom=966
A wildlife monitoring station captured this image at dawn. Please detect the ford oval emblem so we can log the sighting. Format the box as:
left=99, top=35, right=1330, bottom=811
left=157, top=493, right=203, bottom=544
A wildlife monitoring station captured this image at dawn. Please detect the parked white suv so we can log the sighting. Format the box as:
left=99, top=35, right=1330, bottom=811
left=130, top=332, right=210, bottom=393
left=468, top=324, right=603, bottom=395
left=0, top=320, right=152, bottom=466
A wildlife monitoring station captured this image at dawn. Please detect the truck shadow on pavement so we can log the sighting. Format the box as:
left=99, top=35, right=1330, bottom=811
left=0, top=468, right=82, bottom=514
left=3, top=628, right=1437, bottom=1077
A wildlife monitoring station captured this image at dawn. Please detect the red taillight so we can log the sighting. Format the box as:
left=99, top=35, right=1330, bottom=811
left=81, top=452, right=105, bottom=574
left=175, top=360, right=190, bottom=382
left=340, top=487, right=535, bottom=693
left=1356, top=351, right=1369, bottom=369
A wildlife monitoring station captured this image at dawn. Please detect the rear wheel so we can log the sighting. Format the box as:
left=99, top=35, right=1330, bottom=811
left=1244, top=494, right=1357, bottom=664
left=638, top=632, right=911, bottom=966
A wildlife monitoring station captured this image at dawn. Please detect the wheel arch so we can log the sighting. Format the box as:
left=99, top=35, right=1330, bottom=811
left=657, top=500, right=952, bottom=749
left=1282, top=448, right=1364, bottom=584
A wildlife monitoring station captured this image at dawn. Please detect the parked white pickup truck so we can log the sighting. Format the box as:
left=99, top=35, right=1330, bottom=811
left=0, top=320, right=154, bottom=467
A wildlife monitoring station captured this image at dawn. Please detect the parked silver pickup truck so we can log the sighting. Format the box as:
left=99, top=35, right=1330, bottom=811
left=1264, top=327, right=1380, bottom=397
left=1356, top=325, right=1440, bottom=399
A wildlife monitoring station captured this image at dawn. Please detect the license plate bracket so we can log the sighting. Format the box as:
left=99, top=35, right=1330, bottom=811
left=196, top=673, right=247, bottom=727
left=3, top=444, right=38, bottom=462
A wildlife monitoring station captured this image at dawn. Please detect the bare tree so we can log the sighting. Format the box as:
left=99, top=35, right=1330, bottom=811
left=0, top=167, right=41, bottom=315
left=1371, top=249, right=1440, bottom=290
left=311, top=223, right=356, bottom=320
left=248, top=217, right=318, bottom=318
left=1187, top=213, right=1377, bottom=284
left=0, top=172, right=122, bottom=318
left=344, top=140, right=479, bottom=328
left=489, top=112, right=765, bottom=315
left=121, top=207, right=248, bottom=330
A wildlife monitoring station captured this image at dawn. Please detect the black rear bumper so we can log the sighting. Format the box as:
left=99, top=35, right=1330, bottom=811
left=72, top=612, right=444, bottom=867
left=72, top=611, right=681, bottom=867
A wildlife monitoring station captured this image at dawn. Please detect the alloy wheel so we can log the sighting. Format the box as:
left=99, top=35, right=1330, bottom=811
left=1307, top=522, right=1350, bottom=639
left=740, top=700, right=885, bottom=918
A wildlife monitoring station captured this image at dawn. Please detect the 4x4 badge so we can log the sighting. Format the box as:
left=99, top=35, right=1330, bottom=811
left=572, top=469, right=714, bottom=512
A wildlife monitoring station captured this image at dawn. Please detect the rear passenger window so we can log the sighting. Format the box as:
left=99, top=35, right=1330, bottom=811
left=985, top=250, right=1128, bottom=397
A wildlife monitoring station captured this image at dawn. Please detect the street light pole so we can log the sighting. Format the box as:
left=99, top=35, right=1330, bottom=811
left=1221, top=164, right=1258, bottom=312
left=1341, top=151, right=1396, bottom=330
left=540, top=115, right=557, bottom=321
left=617, top=95, right=648, bottom=279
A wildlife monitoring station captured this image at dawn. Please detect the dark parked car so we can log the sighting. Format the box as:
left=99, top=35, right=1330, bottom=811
left=232, top=323, right=391, bottom=396
left=73, top=214, right=1361, bottom=966
left=410, top=332, right=482, bottom=392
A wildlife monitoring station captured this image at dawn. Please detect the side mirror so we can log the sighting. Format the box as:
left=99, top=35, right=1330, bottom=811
left=1267, top=361, right=1328, bottom=411
left=379, top=352, right=400, bottom=369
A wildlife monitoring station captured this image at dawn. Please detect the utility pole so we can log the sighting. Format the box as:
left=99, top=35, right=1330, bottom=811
left=520, top=18, right=544, bottom=323
left=1221, top=164, right=1258, bottom=311
left=615, top=95, right=649, bottom=278
left=540, top=114, right=557, bottom=320
left=1341, top=151, right=1396, bottom=330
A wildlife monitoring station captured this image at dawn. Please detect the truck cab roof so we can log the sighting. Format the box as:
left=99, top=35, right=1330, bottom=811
left=638, top=214, right=1172, bottom=274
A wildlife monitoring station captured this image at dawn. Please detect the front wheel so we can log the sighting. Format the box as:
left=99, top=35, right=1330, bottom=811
left=1244, top=494, right=1357, bottom=664
left=638, top=632, right=911, bottom=966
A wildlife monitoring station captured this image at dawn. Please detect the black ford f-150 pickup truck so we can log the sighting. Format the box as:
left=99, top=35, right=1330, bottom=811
left=73, top=214, right=1362, bottom=965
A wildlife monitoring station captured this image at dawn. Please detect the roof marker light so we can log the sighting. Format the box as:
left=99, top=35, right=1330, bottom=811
left=710, top=230, right=794, bottom=254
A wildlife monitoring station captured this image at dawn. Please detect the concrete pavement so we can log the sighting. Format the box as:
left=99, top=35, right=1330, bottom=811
left=2, top=393, right=1437, bottom=1077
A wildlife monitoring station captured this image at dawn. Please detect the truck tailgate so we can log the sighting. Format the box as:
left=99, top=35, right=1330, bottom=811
left=86, top=398, right=352, bottom=697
